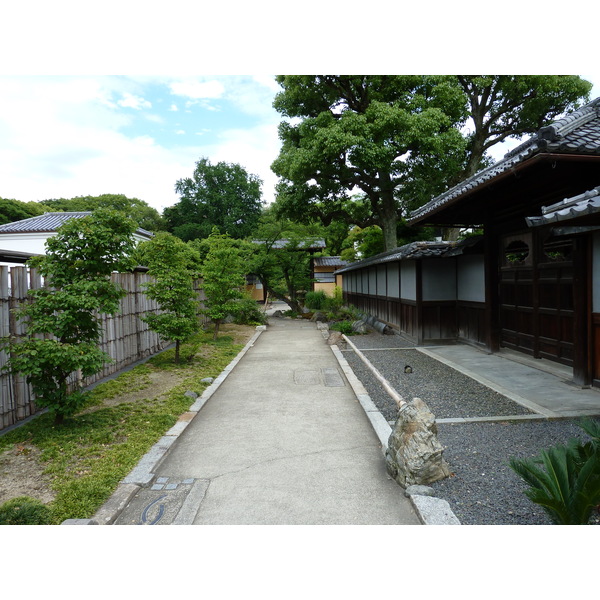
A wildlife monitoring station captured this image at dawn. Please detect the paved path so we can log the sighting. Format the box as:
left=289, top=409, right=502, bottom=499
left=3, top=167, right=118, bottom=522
left=109, top=317, right=421, bottom=525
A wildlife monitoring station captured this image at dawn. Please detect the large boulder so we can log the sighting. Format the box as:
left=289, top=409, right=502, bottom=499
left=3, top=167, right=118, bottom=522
left=385, top=397, right=452, bottom=487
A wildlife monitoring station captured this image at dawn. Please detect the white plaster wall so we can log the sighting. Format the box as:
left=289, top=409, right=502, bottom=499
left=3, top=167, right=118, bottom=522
left=457, top=255, right=485, bottom=303
left=401, top=261, right=416, bottom=300
left=368, top=268, right=377, bottom=295
left=387, top=263, right=400, bottom=298
left=376, top=265, right=386, bottom=296
left=422, top=259, right=456, bottom=301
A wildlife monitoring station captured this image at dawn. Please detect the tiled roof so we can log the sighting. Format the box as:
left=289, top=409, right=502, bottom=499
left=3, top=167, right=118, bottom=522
left=0, top=212, right=91, bottom=233
left=526, top=185, right=600, bottom=227
left=408, top=97, right=600, bottom=225
left=0, top=211, right=153, bottom=238
left=313, top=256, right=348, bottom=267
left=335, top=236, right=484, bottom=273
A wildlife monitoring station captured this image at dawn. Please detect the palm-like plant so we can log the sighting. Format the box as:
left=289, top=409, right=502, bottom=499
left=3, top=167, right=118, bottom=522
left=509, top=419, right=600, bottom=525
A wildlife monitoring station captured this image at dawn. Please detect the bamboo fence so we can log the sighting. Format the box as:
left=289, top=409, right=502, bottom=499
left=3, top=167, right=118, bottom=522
left=0, top=266, right=207, bottom=431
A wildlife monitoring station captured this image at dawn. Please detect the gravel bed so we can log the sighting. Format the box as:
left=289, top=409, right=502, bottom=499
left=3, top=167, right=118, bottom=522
left=341, top=347, right=534, bottom=420
left=340, top=331, right=600, bottom=525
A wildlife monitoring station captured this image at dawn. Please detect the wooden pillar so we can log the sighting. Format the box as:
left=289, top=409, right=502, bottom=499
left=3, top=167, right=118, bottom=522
left=484, top=222, right=500, bottom=352
left=573, top=235, right=591, bottom=386
left=415, top=259, right=424, bottom=345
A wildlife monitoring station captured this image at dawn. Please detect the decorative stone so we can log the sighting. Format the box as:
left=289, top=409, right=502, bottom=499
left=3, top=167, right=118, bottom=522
left=311, top=312, right=328, bottom=322
left=385, top=397, right=452, bottom=487
left=271, top=310, right=284, bottom=318
left=184, top=390, right=198, bottom=398
left=351, top=319, right=369, bottom=334
left=327, top=331, right=344, bottom=346
left=200, top=378, right=214, bottom=384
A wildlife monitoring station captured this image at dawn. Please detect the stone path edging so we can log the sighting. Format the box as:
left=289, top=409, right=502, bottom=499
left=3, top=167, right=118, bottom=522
left=330, top=342, right=462, bottom=525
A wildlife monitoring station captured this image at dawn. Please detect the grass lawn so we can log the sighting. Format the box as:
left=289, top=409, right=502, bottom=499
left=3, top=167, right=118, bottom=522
left=0, top=325, right=254, bottom=524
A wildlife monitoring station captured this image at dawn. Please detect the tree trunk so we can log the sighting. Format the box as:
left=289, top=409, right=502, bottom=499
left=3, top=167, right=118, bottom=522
left=213, top=320, right=221, bottom=341
left=379, top=191, right=399, bottom=252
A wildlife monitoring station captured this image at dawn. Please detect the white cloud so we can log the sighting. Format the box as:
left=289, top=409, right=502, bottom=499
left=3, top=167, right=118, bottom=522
left=117, top=92, right=152, bottom=110
left=0, top=76, right=285, bottom=214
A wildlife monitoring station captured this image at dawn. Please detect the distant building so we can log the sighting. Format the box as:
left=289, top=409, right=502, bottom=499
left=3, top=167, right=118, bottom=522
left=0, top=212, right=153, bottom=266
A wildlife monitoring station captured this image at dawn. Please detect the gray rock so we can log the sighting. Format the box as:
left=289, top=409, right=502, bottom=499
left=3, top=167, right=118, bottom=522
left=184, top=390, right=198, bottom=398
left=200, top=378, right=214, bottom=384
left=311, top=312, right=328, bottom=322
left=352, top=319, right=369, bottom=334
left=327, top=331, right=344, bottom=346
left=404, top=485, right=436, bottom=497
left=385, top=397, right=452, bottom=487
left=271, top=310, right=284, bottom=318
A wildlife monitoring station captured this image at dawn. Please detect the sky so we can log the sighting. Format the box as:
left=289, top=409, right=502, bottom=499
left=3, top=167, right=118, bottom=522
left=0, top=75, right=284, bottom=212
left=2, top=73, right=598, bottom=217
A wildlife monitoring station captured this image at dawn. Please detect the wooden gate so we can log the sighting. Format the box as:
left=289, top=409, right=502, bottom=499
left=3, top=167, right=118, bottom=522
left=499, top=231, right=575, bottom=367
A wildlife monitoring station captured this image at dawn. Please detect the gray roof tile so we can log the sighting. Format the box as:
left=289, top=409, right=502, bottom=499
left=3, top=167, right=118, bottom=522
left=409, top=97, right=600, bottom=224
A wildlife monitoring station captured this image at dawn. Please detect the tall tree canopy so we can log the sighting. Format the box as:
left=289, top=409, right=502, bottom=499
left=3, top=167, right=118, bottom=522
left=271, top=75, right=468, bottom=252
left=456, top=75, right=593, bottom=180
left=38, top=194, right=166, bottom=232
left=271, top=75, right=593, bottom=251
left=165, top=157, right=264, bottom=241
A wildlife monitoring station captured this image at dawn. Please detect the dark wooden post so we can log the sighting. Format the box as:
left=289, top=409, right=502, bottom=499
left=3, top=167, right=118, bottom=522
left=573, top=235, right=591, bottom=386
left=484, top=222, right=500, bottom=352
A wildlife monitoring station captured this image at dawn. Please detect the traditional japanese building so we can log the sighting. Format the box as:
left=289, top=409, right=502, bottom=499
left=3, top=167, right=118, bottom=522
left=340, top=97, right=600, bottom=387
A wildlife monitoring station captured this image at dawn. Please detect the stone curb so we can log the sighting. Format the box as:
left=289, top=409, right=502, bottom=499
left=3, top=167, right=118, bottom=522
left=330, top=343, right=462, bottom=526
left=72, top=326, right=267, bottom=526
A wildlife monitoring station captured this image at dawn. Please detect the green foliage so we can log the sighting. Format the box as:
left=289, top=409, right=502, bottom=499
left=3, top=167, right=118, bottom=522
left=1, top=209, right=138, bottom=424
left=247, top=209, right=321, bottom=313
left=330, top=321, right=356, bottom=335
left=304, top=290, right=328, bottom=310
left=166, top=157, right=264, bottom=241
left=0, top=496, right=53, bottom=525
left=136, top=232, right=201, bottom=363
left=455, top=75, right=592, bottom=180
left=0, top=197, right=46, bottom=225
left=233, top=296, right=267, bottom=326
left=200, top=229, right=247, bottom=339
left=38, top=194, right=166, bottom=232
left=509, top=419, right=600, bottom=525
left=271, top=75, right=468, bottom=251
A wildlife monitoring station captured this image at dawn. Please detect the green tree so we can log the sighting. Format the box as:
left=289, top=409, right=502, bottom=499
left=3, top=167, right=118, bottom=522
left=0, top=197, right=46, bottom=225
left=39, top=194, right=167, bottom=232
left=166, top=158, right=264, bottom=241
left=248, top=212, right=322, bottom=313
left=199, top=229, right=247, bottom=340
left=271, top=75, right=467, bottom=252
left=135, top=232, right=201, bottom=363
left=455, top=75, right=593, bottom=181
left=0, top=209, right=137, bottom=425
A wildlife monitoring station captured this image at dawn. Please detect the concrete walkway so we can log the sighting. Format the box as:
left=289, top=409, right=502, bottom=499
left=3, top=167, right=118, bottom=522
left=101, top=316, right=421, bottom=525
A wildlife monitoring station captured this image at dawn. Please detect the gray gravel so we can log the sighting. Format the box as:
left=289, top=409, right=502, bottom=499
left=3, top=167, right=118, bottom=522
left=340, top=330, right=600, bottom=525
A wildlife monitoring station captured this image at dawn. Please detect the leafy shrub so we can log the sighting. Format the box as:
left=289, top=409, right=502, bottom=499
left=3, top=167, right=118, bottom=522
left=330, top=321, right=355, bottom=335
left=233, top=296, right=267, bottom=325
left=304, top=290, right=328, bottom=310
left=0, top=496, right=53, bottom=525
left=509, top=418, right=600, bottom=525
